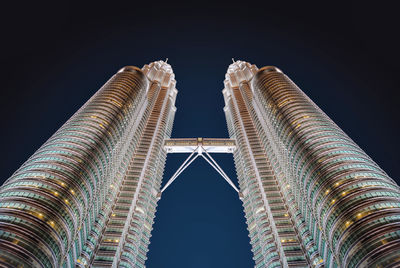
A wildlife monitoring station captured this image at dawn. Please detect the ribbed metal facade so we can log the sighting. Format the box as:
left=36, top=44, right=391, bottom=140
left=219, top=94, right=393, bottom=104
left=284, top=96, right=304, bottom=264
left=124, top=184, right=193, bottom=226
left=1, top=59, right=400, bottom=268
left=223, top=61, right=400, bottom=267
left=0, top=61, right=177, bottom=268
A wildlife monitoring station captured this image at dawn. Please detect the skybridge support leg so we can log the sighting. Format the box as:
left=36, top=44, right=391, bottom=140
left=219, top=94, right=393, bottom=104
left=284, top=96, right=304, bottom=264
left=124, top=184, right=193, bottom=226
left=160, top=147, right=199, bottom=194
left=199, top=152, right=239, bottom=193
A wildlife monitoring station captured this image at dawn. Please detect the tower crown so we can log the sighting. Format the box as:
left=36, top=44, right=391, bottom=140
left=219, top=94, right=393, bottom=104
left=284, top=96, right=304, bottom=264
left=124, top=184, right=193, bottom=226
left=142, top=60, right=175, bottom=88
left=225, top=60, right=258, bottom=88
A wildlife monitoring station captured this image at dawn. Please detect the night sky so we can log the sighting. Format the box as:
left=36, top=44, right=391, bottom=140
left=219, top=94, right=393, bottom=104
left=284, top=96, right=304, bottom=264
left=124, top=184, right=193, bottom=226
left=1, top=1, right=399, bottom=267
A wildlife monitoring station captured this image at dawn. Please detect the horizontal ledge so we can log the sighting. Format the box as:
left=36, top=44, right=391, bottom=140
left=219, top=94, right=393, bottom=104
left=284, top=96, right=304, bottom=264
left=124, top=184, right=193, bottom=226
left=164, top=138, right=236, bottom=153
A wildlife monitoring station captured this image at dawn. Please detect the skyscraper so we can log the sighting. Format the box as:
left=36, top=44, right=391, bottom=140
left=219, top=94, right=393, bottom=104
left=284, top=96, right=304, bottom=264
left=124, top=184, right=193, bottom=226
left=0, top=61, right=177, bottom=267
left=0, top=59, right=399, bottom=268
left=223, top=61, right=400, bottom=267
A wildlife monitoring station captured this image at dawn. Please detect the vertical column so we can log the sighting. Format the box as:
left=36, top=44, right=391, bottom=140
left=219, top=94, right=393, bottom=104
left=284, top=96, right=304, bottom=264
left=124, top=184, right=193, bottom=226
left=85, top=61, right=177, bottom=268
left=116, top=61, right=177, bottom=268
left=224, top=61, right=311, bottom=267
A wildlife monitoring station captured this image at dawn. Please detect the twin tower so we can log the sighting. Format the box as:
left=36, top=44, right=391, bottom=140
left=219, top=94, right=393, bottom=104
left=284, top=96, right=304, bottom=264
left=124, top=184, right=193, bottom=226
left=0, top=60, right=399, bottom=268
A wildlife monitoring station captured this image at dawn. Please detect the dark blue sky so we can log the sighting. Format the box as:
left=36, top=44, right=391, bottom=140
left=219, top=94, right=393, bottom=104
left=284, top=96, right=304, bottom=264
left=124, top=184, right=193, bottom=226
left=1, top=1, right=399, bottom=267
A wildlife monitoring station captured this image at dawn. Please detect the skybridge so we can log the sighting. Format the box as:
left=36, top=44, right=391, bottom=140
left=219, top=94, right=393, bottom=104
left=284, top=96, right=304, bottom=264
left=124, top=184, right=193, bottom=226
left=160, top=138, right=240, bottom=197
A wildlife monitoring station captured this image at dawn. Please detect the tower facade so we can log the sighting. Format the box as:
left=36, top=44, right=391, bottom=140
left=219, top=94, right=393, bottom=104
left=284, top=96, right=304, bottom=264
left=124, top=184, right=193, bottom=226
left=1, top=60, right=400, bottom=268
left=223, top=61, right=400, bottom=267
left=0, top=61, right=177, bottom=267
